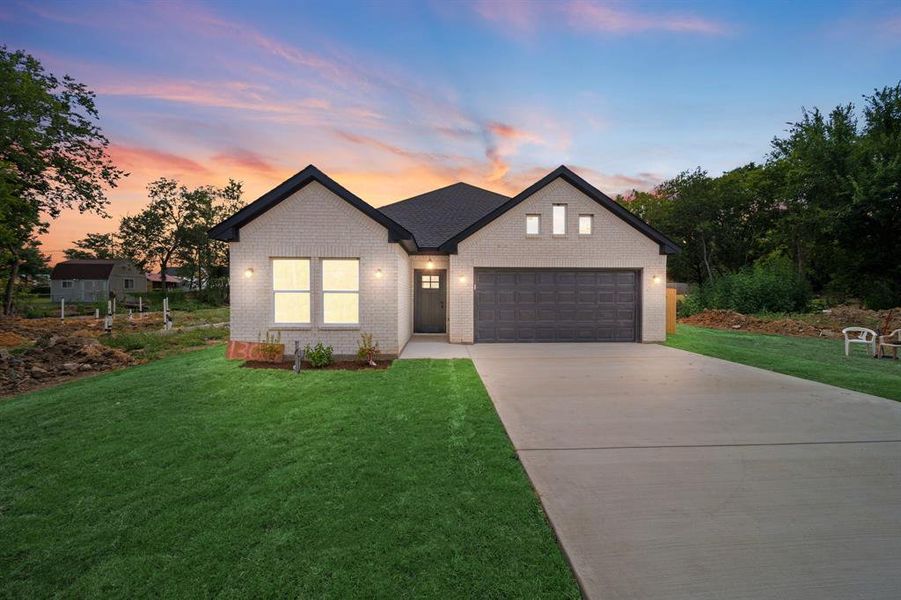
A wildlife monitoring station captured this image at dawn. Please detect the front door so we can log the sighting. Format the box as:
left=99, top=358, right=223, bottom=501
left=414, top=269, right=446, bottom=333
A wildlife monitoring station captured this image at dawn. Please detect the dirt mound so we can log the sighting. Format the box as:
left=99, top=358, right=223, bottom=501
left=0, top=332, right=28, bottom=347
left=680, top=305, right=901, bottom=338
left=1, top=335, right=133, bottom=396
left=680, top=310, right=837, bottom=338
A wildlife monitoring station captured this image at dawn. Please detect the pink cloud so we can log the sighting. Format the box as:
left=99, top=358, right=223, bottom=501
left=882, top=16, right=901, bottom=34
left=108, top=144, right=210, bottom=176
left=96, top=79, right=328, bottom=115
left=470, top=0, right=729, bottom=36
left=211, top=149, right=279, bottom=174
left=472, top=0, right=543, bottom=32
left=566, top=1, right=728, bottom=35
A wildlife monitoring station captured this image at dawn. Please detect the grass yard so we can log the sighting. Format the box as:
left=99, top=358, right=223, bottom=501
left=667, top=325, right=901, bottom=401
left=0, top=348, right=579, bottom=598
left=100, top=324, right=229, bottom=360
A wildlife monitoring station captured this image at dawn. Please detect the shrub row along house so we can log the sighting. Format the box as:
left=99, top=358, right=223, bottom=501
left=210, top=165, right=679, bottom=357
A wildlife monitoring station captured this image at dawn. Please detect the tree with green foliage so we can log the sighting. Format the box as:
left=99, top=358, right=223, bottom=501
left=176, top=179, right=244, bottom=292
left=118, top=178, right=195, bottom=288
left=63, top=232, right=119, bottom=260
left=118, top=178, right=244, bottom=292
left=620, top=82, right=901, bottom=309
left=0, top=47, right=125, bottom=314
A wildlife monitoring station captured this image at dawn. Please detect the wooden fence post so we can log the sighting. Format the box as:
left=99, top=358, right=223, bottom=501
left=666, top=288, right=677, bottom=335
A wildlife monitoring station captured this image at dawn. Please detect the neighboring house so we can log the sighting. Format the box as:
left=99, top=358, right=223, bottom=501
left=50, top=259, right=147, bottom=302
left=146, top=272, right=187, bottom=290
left=210, top=165, right=679, bottom=357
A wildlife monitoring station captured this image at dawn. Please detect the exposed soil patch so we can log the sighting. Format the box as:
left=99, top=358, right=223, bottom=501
left=1, top=313, right=174, bottom=347
left=2, top=335, right=134, bottom=396
left=680, top=306, right=901, bottom=338
left=242, top=359, right=392, bottom=371
left=1, top=311, right=228, bottom=397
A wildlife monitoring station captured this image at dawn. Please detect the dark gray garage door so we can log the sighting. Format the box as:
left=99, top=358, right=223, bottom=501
left=474, top=269, right=639, bottom=342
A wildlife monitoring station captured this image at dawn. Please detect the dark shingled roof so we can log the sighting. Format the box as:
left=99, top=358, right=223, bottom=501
left=51, top=260, right=118, bottom=280
left=379, top=182, right=510, bottom=249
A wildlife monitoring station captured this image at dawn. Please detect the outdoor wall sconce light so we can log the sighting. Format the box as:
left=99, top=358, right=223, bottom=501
left=652, top=275, right=661, bottom=284
left=427, top=258, right=434, bottom=269
left=459, top=275, right=467, bottom=283
left=244, top=268, right=254, bottom=278
left=375, top=268, right=383, bottom=279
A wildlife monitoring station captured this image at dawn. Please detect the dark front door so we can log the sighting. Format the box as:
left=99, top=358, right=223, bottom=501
left=474, top=268, right=640, bottom=342
left=414, top=269, right=446, bottom=333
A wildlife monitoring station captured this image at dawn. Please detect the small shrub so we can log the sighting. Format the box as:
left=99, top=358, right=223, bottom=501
left=356, top=333, right=380, bottom=366
left=257, top=331, right=283, bottom=362
left=304, top=342, right=333, bottom=368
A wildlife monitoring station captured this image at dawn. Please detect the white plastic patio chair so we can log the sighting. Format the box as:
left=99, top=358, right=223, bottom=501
left=842, top=327, right=877, bottom=357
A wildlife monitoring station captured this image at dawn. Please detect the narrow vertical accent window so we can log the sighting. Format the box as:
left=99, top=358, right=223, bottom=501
left=526, top=214, right=540, bottom=235
left=322, top=259, right=359, bottom=324
left=272, top=258, right=311, bottom=324
left=553, top=204, right=567, bottom=235
left=579, top=214, right=593, bottom=235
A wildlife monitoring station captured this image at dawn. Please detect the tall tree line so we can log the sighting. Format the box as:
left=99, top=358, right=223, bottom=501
left=69, top=178, right=245, bottom=292
left=620, top=84, right=901, bottom=309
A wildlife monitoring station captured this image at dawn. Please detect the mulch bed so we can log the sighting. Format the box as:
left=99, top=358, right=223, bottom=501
left=241, top=360, right=392, bottom=371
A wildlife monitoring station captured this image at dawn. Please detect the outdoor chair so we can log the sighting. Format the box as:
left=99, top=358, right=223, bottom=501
left=877, top=329, right=901, bottom=360
left=842, top=327, right=877, bottom=357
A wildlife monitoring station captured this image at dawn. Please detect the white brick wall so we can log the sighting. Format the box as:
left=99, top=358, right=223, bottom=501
left=229, top=181, right=404, bottom=356
left=396, top=247, right=411, bottom=352
left=230, top=177, right=668, bottom=352
left=448, top=178, right=667, bottom=343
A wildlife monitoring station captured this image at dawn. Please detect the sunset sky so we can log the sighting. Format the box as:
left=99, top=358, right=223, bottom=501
left=2, top=0, right=900, bottom=263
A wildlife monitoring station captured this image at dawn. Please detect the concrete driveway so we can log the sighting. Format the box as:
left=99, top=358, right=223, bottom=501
left=468, top=343, right=901, bottom=600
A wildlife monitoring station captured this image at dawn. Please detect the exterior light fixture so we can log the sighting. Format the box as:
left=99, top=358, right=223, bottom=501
left=427, top=258, right=434, bottom=269
left=375, top=268, right=383, bottom=279
left=244, top=268, right=254, bottom=278
left=459, top=275, right=467, bottom=283
left=652, top=275, right=661, bottom=284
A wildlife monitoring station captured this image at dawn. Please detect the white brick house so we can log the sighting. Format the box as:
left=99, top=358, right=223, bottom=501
left=210, top=165, right=679, bottom=357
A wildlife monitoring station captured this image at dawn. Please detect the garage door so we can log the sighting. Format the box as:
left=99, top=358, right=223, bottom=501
left=474, top=269, right=639, bottom=342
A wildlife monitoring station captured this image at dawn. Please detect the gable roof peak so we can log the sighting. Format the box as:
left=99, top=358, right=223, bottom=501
left=437, top=164, right=680, bottom=255
left=208, top=164, right=415, bottom=248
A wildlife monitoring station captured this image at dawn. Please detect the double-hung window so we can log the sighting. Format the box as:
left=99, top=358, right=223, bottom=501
left=273, top=258, right=311, bottom=324
left=322, top=259, right=359, bottom=324
left=124, top=278, right=135, bottom=290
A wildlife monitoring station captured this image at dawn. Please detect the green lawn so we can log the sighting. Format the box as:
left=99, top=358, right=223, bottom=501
left=0, top=348, right=578, bottom=598
left=667, top=325, right=901, bottom=401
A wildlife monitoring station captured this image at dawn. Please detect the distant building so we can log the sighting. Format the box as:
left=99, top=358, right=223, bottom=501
left=50, top=259, right=147, bottom=302
left=145, top=271, right=187, bottom=290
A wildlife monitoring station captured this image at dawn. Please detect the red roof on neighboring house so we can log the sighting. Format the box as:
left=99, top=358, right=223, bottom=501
left=145, top=272, right=184, bottom=284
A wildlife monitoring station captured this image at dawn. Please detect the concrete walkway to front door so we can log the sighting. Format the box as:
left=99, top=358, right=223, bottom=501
left=468, top=343, right=901, bottom=600
left=398, top=335, right=471, bottom=359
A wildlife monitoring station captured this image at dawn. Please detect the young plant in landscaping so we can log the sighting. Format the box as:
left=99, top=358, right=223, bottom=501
left=257, top=331, right=284, bottom=363
left=356, top=333, right=380, bottom=367
left=303, top=342, right=333, bottom=368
